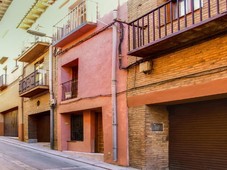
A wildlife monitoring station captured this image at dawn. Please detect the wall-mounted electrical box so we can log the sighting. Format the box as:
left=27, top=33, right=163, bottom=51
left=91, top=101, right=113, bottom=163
left=139, top=61, right=152, bottom=74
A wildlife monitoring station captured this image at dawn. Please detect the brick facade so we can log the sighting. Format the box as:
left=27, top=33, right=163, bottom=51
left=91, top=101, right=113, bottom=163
left=128, top=106, right=146, bottom=168
left=128, top=34, right=227, bottom=97
left=144, top=105, right=168, bottom=170
left=23, top=52, right=49, bottom=142
left=127, top=0, right=227, bottom=169
left=128, top=105, right=169, bottom=169
left=22, top=50, right=58, bottom=147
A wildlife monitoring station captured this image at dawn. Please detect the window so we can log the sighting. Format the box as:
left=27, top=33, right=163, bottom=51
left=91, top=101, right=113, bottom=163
left=34, top=58, right=44, bottom=70
left=71, top=114, right=83, bottom=141
left=34, top=59, right=45, bottom=85
left=71, top=66, right=78, bottom=98
left=175, top=0, right=203, bottom=18
left=11, top=59, right=19, bottom=73
left=61, top=60, right=78, bottom=101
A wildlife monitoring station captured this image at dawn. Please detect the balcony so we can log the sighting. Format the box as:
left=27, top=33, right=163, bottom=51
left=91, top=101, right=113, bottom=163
left=53, top=0, right=98, bottom=47
left=128, top=0, right=227, bottom=58
left=18, top=37, right=50, bottom=63
left=62, top=79, right=78, bottom=101
left=19, top=69, right=49, bottom=98
left=0, top=74, right=7, bottom=90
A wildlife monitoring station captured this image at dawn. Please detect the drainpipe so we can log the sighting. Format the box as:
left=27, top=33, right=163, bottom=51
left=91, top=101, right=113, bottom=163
left=112, top=9, right=118, bottom=162
left=21, top=62, right=25, bottom=141
left=49, top=45, right=55, bottom=149
left=21, top=93, right=24, bottom=141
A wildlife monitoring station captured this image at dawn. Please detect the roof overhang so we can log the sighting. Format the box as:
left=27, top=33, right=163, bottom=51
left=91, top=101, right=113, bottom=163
left=0, top=0, right=13, bottom=21
left=0, top=56, right=8, bottom=64
left=17, top=0, right=56, bottom=30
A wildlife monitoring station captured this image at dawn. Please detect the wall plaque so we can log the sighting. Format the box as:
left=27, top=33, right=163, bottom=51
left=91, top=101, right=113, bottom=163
left=152, top=123, right=164, bottom=132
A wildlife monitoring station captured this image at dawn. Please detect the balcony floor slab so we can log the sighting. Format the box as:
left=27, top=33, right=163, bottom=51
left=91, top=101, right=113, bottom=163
left=19, top=86, right=49, bottom=98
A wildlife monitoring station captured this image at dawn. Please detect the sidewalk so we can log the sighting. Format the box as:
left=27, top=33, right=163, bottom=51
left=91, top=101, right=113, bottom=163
left=0, top=137, right=137, bottom=170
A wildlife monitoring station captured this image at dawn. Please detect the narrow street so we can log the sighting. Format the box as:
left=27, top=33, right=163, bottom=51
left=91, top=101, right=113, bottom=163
left=0, top=141, right=106, bottom=170
left=0, top=137, right=133, bottom=170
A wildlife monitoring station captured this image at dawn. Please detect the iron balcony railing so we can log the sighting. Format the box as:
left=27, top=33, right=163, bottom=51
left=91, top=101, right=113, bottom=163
left=128, top=0, right=227, bottom=52
left=53, top=0, right=98, bottom=44
left=62, top=79, right=78, bottom=101
left=19, top=69, right=48, bottom=95
left=0, top=74, right=7, bottom=89
left=21, top=36, right=50, bottom=54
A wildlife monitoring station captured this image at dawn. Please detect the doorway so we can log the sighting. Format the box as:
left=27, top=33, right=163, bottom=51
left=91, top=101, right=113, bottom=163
left=95, top=112, right=104, bottom=153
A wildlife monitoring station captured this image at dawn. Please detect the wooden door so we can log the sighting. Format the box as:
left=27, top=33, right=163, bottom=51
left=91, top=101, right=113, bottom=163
left=95, top=112, right=104, bottom=153
left=4, top=109, right=18, bottom=137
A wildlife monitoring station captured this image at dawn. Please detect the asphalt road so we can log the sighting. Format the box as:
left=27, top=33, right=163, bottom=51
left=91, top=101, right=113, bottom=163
left=0, top=141, right=106, bottom=170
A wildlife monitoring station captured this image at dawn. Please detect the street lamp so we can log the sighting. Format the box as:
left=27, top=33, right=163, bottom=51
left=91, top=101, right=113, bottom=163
left=27, top=29, right=55, bottom=150
left=27, top=30, right=53, bottom=39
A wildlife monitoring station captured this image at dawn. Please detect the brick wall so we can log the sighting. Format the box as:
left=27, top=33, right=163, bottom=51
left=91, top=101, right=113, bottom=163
left=128, top=105, right=169, bottom=169
left=145, top=105, right=169, bottom=170
left=128, top=0, right=159, bottom=22
left=127, top=0, right=227, bottom=169
left=128, top=106, right=146, bottom=168
left=24, top=52, right=49, bottom=77
left=23, top=93, right=50, bottom=142
left=127, top=34, right=227, bottom=97
left=23, top=53, right=50, bottom=142
left=127, top=34, right=227, bottom=170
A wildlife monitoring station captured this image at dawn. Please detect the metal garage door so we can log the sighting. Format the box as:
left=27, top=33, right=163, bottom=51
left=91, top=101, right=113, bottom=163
left=4, top=109, right=18, bottom=137
left=168, top=99, right=227, bottom=169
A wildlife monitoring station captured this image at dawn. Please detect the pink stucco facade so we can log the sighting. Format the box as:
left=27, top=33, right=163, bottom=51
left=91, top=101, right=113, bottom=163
left=55, top=4, right=129, bottom=166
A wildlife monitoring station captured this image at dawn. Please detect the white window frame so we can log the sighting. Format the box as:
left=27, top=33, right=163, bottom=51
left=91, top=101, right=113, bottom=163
left=177, top=0, right=203, bottom=17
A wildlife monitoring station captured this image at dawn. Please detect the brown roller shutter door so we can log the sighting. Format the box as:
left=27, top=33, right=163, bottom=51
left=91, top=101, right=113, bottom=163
left=168, top=98, right=227, bottom=170
left=4, top=109, right=18, bottom=137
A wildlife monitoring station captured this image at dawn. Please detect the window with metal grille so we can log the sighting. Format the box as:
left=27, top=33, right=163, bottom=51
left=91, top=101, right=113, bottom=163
left=71, top=114, right=83, bottom=141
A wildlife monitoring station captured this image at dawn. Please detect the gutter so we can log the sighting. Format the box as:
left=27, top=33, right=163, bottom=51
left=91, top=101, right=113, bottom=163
left=49, top=45, right=55, bottom=149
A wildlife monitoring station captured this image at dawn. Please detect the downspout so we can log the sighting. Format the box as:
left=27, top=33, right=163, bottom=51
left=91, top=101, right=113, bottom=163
left=112, top=9, right=118, bottom=162
left=49, top=44, right=55, bottom=150
left=21, top=62, right=25, bottom=141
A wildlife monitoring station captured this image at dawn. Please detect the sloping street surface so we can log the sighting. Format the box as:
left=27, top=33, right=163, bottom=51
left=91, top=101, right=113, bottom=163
left=0, top=137, right=137, bottom=170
